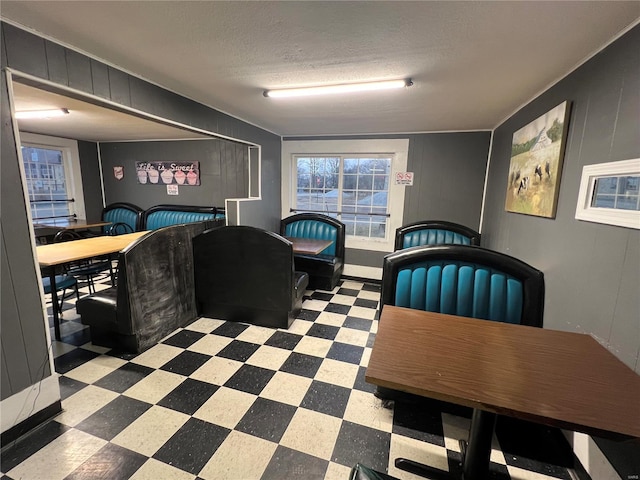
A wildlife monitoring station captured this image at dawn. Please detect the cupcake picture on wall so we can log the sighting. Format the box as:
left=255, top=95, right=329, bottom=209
left=136, top=161, right=200, bottom=186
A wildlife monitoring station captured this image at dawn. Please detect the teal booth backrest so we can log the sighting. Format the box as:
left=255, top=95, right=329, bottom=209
left=142, top=204, right=222, bottom=230
left=395, top=220, right=481, bottom=250
left=381, top=245, right=544, bottom=327
left=281, top=213, right=345, bottom=258
left=102, top=202, right=143, bottom=233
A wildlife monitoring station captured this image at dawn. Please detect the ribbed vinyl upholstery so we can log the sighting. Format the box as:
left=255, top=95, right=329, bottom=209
left=103, top=208, right=139, bottom=233
left=402, top=229, right=472, bottom=248
left=284, top=220, right=337, bottom=255
left=395, top=261, right=524, bottom=324
left=146, top=211, right=216, bottom=230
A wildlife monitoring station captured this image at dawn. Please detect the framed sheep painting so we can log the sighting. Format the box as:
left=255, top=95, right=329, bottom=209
left=505, top=101, right=571, bottom=218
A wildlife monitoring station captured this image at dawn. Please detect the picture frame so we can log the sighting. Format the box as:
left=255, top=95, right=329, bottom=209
left=505, top=101, right=571, bottom=218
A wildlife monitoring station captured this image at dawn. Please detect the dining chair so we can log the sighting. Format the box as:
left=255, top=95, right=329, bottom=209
left=53, top=229, right=115, bottom=293
left=394, top=220, right=481, bottom=250
left=377, top=244, right=545, bottom=399
left=42, top=274, right=79, bottom=316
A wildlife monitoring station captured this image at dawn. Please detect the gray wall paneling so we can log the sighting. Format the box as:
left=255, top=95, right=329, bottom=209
left=481, top=26, right=640, bottom=372
left=1, top=71, right=52, bottom=401
left=77, top=141, right=103, bottom=221
left=99, top=139, right=247, bottom=209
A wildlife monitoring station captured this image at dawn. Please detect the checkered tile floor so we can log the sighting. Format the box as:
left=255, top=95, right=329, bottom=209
left=1, top=277, right=581, bottom=480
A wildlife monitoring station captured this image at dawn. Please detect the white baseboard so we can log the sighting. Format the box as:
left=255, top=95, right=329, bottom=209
left=563, top=430, right=621, bottom=480
left=343, top=264, right=382, bottom=281
left=1, top=374, right=61, bottom=434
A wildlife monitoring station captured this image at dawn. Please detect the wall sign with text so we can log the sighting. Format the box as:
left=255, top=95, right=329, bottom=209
left=136, top=161, right=200, bottom=186
left=395, top=172, right=414, bottom=185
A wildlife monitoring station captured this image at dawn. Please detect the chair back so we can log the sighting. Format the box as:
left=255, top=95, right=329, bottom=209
left=381, top=245, right=544, bottom=327
left=102, top=202, right=143, bottom=233
left=395, top=220, right=480, bottom=250
left=280, top=213, right=345, bottom=258
left=53, top=229, right=83, bottom=243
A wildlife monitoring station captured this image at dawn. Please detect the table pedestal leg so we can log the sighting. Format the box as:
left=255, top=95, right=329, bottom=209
left=395, top=409, right=497, bottom=480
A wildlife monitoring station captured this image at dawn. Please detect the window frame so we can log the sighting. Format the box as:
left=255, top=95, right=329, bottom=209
left=19, top=132, right=86, bottom=222
left=282, top=139, right=409, bottom=252
left=575, top=158, right=640, bottom=230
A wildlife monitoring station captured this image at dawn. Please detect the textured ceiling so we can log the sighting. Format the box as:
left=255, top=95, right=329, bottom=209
left=2, top=1, right=639, bottom=138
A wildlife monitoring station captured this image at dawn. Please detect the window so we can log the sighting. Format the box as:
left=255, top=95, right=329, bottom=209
left=282, top=138, right=409, bottom=253
left=294, top=155, right=391, bottom=238
left=19, top=132, right=86, bottom=222
left=575, top=158, right=640, bottom=229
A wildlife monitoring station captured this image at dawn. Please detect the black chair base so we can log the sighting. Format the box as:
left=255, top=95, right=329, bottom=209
left=349, top=463, right=400, bottom=480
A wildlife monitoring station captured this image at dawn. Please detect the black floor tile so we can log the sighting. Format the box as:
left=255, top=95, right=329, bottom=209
left=307, top=323, right=339, bottom=340
left=58, top=376, right=89, bottom=400
left=160, top=350, right=211, bottom=376
left=59, top=328, right=93, bottom=347
left=366, top=332, right=376, bottom=348
left=353, top=366, right=376, bottom=393
left=212, top=322, right=250, bottom=338
left=344, top=316, right=373, bottom=331
left=264, top=331, right=303, bottom=350
left=93, top=362, right=154, bottom=393
left=279, top=352, right=323, bottom=378
left=301, top=380, right=351, bottom=418
left=297, top=309, right=321, bottom=321
left=54, top=349, right=100, bottom=374
left=331, top=420, right=391, bottom=471
left=326, top=342, right=364, bottom=364
left=161, top=329, right=206, bottom=348
left=157, top=378, right=219, bottom=415
left=216, top=340, right=261, bottom=363
left=75, top=395, right=151, bottom=440
left=235, top=397, right=297, bottom=442
left=337, top=288, right=360, bottom=297
left=393, top=399, right=445, bottom=446
left=65, top=443, right=147, bottom=480
left=324, top=303, right=351, bottom=315
left=153, top=418, right=230, bottom=475
left=224, top=364, right=275, bottom=395
left=311, top=291, right=333, bottom=301
left=362, top=283, right=381, bottom=292
left=0, top=421, right=69, bottom=472
left=261, top=445, right=328, bottom=480
left=354, top=298, right=378, bottom=309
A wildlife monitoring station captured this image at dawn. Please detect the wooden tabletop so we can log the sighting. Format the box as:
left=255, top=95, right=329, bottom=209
left=366, top=305, right=640, bottom=438
left=37, top=231, right=148, bottom=267
left=286, top=237, right=333, bottom=255
left=33, top=219, right=112, bottom=230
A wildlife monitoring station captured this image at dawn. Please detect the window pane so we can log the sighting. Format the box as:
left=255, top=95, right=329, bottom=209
left=294, top=155, right=391, bottom=240
left=21, top=145, right=70, bottom=220
left=592, top=176, right=640, bottom=211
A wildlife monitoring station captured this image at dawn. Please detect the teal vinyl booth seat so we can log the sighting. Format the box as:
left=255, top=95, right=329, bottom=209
left=280, top=213, right=345, bottom=291
left=141, top=204, right=225, bottom=230
left=377, top=244, right=545, bottom=400
left=394, top=220, right=481, bottom=250
left=101, top=202, right=144, bottom=233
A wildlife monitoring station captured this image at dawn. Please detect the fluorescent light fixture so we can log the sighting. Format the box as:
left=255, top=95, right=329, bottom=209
left=15, top=108, right=69, bottom=119
left=264, top=79, right=412, bottom=98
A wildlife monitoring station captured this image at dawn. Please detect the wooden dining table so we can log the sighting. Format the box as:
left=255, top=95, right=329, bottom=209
left=366, top=305, right=640, bottom=480
left=37, top=231, right=148, bottom=340
left=34, top=219, right=112, bottom=243
left=285, top=237, right=333, bottom=255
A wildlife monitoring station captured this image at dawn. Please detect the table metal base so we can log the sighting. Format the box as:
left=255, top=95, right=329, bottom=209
left=395, top=409, right=497, bottom=480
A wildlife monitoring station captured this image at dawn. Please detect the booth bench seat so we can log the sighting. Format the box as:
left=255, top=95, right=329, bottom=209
left=141, top=204, right=225, bottom=230
left=280, top=213, right=345, bottom=291
left=194, top=226, right=309, bottom=329
left=76, top=222, right=207, bottom=353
